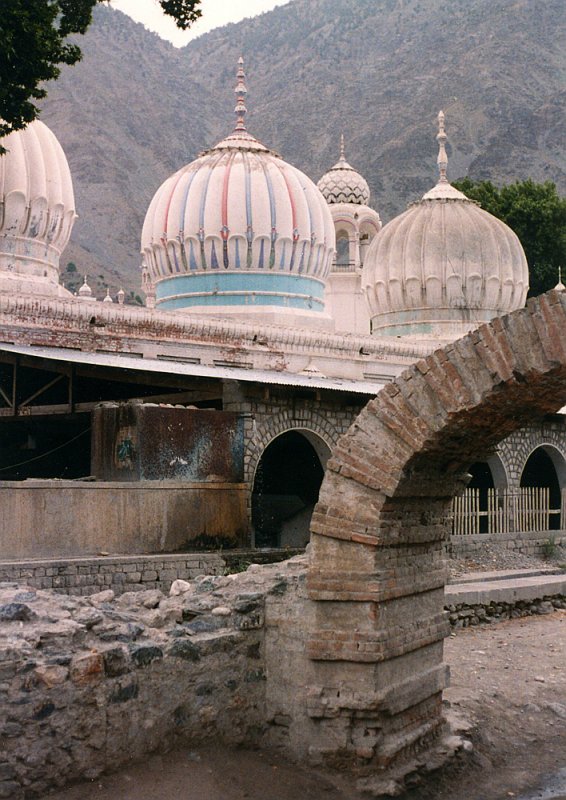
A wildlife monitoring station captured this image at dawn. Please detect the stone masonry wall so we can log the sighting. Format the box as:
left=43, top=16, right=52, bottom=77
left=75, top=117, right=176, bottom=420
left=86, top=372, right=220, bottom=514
left=0, top=554, right=227, bottom=597
left=0, top=551, right=300, bottom=597
left=0, top=558, right=309, bottom=798
left=449, top=530, right=566, bottom=558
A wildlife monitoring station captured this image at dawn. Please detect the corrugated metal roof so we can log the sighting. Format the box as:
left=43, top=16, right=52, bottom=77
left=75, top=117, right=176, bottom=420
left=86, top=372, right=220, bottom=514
left=0, top=343, right=385, bottom=395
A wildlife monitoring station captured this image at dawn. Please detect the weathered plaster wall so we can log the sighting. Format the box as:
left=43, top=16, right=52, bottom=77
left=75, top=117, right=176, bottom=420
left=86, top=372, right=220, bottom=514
left=0, top=481, right=247, bottom=560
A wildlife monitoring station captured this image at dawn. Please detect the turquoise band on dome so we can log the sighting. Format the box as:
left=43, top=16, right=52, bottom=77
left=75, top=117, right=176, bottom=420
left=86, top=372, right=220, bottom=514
left=155, top=272, right=326, bottom=311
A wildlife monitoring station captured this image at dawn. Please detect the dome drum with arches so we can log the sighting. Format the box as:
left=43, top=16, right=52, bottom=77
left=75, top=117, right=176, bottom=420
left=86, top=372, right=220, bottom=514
left=141, top=58, right=335, bottom=320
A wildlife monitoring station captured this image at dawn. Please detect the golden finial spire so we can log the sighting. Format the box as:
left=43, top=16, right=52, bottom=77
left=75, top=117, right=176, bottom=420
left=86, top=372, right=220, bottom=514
left=340, top=133, right=346, bottom=161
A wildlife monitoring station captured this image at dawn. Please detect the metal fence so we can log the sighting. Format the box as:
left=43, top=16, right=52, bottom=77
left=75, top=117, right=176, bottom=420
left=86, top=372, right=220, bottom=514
left=452, top=487, right=565, bottom=535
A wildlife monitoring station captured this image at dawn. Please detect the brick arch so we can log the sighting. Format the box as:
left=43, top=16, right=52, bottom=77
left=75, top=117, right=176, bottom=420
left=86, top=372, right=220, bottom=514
left=244, top=408, right=341, bottom=487
left=499, top=424, right=566, bottom=487
left=303, top=292, right=566, bottom=783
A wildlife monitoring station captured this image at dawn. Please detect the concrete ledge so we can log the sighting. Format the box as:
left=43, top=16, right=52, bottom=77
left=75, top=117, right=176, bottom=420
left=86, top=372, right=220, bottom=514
left=445, top=574, right=566, bottom=605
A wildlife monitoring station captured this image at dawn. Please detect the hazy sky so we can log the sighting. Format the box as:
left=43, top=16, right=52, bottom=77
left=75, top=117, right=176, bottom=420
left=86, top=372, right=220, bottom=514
left=110, top=0, right=291, bottom=47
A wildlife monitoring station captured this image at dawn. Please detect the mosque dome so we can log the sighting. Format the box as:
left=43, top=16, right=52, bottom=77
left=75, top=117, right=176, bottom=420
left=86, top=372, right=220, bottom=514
left=141, top=59, right=335, bottom=321
left=317, top=135, right=371, bottom=206
left=0, top=119, right=76, bottom=297
left=362, top=112, right=529, bottom=341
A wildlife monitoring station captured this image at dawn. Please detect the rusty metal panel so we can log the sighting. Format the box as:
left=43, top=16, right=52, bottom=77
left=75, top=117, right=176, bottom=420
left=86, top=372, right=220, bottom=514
left=92, top=404, right=245, bottom=483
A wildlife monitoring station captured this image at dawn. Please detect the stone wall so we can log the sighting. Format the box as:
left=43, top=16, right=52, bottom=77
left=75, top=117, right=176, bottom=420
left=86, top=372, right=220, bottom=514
left=446, top=595, right=566, bottom=627
left=0, top=481, right=247, bottom=560
left=0, top=559, right=308, bottom=798
left=449, top=530, right=566, bottom=558
left=0, top=554, right=226, bottom=596
left=0, top=551, right=301, bottom=597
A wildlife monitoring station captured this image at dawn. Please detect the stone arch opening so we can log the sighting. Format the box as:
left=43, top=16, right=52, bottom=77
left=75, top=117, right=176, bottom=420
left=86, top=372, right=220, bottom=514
left=252, top=429, right=331, bottom=548
left=335, top=228, right=352, bottom=270
left=303, top=293, right=566, bottom=780
left=520, top=444, right=566, bottom=529
left=466, top=455, right=507, bottom=532
left=467, top=461, right=495, bottom=532
left=359, top=220, right=378, bottom=267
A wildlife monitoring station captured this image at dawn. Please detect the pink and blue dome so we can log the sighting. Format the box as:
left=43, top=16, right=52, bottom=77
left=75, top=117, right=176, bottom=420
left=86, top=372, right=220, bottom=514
left=141, top=59, right=335, bottom=316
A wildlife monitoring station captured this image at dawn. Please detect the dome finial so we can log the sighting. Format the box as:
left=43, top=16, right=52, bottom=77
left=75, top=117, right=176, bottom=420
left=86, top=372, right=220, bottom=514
left=233, top=56, right=248, bottom=132
left=340, top=133, right=346, bottom=161
left=436, top=110, right=448, bottom=184
left=555, top=265, right=565, bottom=291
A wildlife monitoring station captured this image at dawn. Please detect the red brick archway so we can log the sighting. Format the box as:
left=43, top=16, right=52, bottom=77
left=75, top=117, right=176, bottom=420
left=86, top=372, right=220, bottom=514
left=305, top=292, right=566, bottom=787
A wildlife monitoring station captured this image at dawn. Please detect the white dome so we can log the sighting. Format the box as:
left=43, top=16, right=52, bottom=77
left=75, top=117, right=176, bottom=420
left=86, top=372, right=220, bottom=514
left=142, top=60, right=335, bottom=319
left=0, top=119, right=76, bottom=297
left=317, top=136, right=371, bottom=206
left=362, top=112, right=529, bottom=341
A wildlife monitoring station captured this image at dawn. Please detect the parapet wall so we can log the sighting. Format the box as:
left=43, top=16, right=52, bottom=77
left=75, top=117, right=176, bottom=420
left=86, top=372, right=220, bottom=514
left=0, top=551, right=300, bottom=596
left=0, top=481, right=247, bottom=560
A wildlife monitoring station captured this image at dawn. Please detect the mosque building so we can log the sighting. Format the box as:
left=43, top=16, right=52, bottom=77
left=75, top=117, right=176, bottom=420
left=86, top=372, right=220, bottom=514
left=0, top=60, right=564, bottom=560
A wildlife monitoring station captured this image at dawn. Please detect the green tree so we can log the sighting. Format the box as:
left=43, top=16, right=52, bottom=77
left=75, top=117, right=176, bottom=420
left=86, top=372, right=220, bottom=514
left=0, top=0, right=202, bottom=149
left=453, top=178, right=566, bottom=297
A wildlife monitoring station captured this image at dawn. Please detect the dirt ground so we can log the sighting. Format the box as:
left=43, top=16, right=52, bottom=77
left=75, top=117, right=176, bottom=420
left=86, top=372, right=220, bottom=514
left=45, top=611, right=566, bottom=800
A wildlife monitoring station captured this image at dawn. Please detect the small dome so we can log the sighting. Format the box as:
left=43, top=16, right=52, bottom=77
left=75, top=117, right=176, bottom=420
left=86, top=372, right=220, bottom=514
left=317, top=136, right=370, bottom=206
left=77, top=275, right=96, bottom=302
left=363, top=112, right=529, bottom=341
left=0, top=119, right=76, bottom=297
left=103, top=288, right=113, bottom=303
left=141, top=59, right=335, bottom=319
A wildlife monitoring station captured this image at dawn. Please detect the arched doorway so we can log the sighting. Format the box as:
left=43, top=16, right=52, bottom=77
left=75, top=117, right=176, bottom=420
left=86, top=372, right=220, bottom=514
left=467, top=461, right=495, bottom=533
left=464, top=456, right=507, bottom=533
left=252, top=430, right=330, bottom=548
left=335, top=229, right=351, bottom=270
left=520, top=445, right=565, bottom=530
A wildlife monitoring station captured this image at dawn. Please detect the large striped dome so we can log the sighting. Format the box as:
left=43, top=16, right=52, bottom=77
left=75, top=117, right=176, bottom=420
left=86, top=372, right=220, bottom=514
left=141, top=60, right=335, bottom=318
left=0, top=119, right=76, bottom=297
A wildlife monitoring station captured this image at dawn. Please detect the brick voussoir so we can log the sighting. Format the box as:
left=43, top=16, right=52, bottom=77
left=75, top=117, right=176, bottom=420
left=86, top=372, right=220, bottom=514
left=532, top=294, right=566, bottom=364
left=475, top=322, right=516, bottom=383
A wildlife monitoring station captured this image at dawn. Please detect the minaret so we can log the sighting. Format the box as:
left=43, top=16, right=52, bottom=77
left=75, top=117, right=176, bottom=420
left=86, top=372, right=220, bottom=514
left=317, top=135, right=381, bottom=335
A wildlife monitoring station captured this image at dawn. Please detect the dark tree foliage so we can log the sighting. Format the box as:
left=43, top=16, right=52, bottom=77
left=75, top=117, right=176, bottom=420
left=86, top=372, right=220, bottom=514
left=0, top=0, right=202, bottom=148
left=453, top=178, right=566, bottom=297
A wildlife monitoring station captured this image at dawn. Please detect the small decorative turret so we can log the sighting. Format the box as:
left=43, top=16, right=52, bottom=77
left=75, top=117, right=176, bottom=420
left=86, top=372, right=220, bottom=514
left=103, top=288, right=113, bottom=303
left=317, top=135, right=371, bottom=206
left=77, top=276, right=95, bottom=302
left=555, top=266, right=565, bottom=292
left=117, top=288, right=125, bottom=305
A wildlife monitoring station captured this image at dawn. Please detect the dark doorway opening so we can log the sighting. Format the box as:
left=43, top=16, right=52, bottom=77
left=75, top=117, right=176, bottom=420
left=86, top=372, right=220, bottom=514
left=468, top=461, right=495, bottom=533
left=520, top=448, right=562, bottom=530
left=252, top=431, right=326, bottom=549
